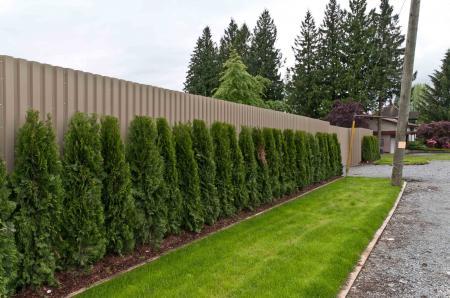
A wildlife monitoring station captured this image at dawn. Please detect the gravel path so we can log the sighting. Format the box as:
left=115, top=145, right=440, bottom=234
left=347, top=161, right=450, bottom=298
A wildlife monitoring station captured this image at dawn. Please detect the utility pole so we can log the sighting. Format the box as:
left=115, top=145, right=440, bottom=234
left=391, top=0, right=421, bottom=186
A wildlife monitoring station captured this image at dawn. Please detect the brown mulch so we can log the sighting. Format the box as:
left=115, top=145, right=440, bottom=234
left=14, top=177, right=339, bottom=298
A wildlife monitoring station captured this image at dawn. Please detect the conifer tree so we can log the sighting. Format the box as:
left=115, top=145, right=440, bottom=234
left=332, top=134, right=343, bottom=176
left=62, top=112, right=106, bottom=267
left=307, top=133, right=321, bottom=183
left=226, top=124, right=248, bottom=211
left=211, top=122, right=235, bottom=217
left=272, top=129, right=287, bottom=195
left=252, top=128, right=272, bottom=203
left=263, top=128, right=281, bottom=198
left=184, top=26, right=220, bottom=97
left=100, top=116, right=135, bottom=254
left=156, top=118, right=183, bottom=234
left=238, top=127, right=259, bottom=209
left=191, top=120, right=220, bottom=225
left=294, top=131, right=308, bottom=189
left=288, top=10, right=324, bottom=118
left=11, top=110, right=63, bottom=285
left=318, top=0, right=346, bottom=103
left=418, top=49, right=450, bottom=122
left=219, top=20, right=251, bottom=66
left=282, top=129, right=297, bottom=194
left=173, top=123, right=204, bottom=232
left=126, top=116, right=167, bottom=246
left=248, top=9, right=284, bottom=101
left=0, top=160, right=17, bottom=297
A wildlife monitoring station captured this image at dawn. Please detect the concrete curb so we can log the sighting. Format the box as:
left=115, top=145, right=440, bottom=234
left=67, top=178, right=343, bottom=297
left=337, top=181, right=407, bottom=298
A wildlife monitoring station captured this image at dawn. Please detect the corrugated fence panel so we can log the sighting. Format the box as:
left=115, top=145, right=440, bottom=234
left=0, top=55, right=372, bottom=171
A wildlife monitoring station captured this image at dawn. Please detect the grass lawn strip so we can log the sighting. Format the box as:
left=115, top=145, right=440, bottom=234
left=374, top=153, right=450, bottom=165
left=78, top=177, right=401, bottom=298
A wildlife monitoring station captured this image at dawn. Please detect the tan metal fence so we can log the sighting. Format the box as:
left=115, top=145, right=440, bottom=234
left=0, top=55, right=372, bottom=171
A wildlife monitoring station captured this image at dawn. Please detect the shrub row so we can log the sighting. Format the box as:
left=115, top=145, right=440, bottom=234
left=0, top=110, right=342, bottom=297
left=362, top=136, right=381, bottom=162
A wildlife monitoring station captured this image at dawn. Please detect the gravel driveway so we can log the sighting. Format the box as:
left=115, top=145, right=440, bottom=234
left=347, top=161, right=450, bottom=298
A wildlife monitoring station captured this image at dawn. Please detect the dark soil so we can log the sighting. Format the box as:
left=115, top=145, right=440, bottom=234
left=14, top=177, right=339, bottom=298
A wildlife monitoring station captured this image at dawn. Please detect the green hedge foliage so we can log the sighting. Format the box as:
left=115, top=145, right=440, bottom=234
left=11, top=111, right=63, bottom=286
left=362, top=136, right=381, bottom=162
left=100, top=116, right=136, bottom=255
left=126, top=116, right=167, bottom=247
left=5, top=110, right=345, bottom=295
left=192, top=120, right=220, bottom=225
left=173, top=123, right=204, bottom=232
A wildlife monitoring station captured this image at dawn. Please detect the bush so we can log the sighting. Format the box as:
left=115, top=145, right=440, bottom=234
left=263, top=128, right=281, bottom=198
left=316, top=133, right=332, bottom=179
left=406, top=140, right=427, bottom=150
left=62, top=112, right=106, bottom=267
left=126, top=116, right=167, bottom=246
left=11, top=110, right=63, bottom=285
left=173, top=123, right=204, bottom=232
left=0, top=160, right=18, bottom=297
left=331, top=134, right=343, bottom=176
left=211, top=122, right=235, bottom=217
left=156, top=118, right=183, bottom=234
left=272, top=129, right=287, bottom=195
left=100, top=116, right=136, bottom=255
left=252, top=128, right=272, bottom=203
left=226, top=124, right=249, bottom=212
left=238, top=127, right=259, bottom=209
left=308, top=133, right=321, bottom=183
left=191, top=120, right=220, bottom=225
left=362, top=136, right=381, bottom=162
left=416, top=121, right=450, bottom=148
left=282, top=129, right=297, bottom=194
left=294, top=131, right=308, bottom=188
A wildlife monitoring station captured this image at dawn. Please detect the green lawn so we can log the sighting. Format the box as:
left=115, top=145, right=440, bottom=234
left=374, top=153, right=450, bottom=165
left=79, top=177, right=400, bottom=298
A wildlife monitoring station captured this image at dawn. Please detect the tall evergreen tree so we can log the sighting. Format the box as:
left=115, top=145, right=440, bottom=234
left=219, top=20, right=251, bottom=66
left=173, top=123, right=204, bottom=232
left=126, top=116, right=167, bottom=247
left=288, top=10, right=324, bottom=118
left=318, top=0, right=346, bottom=104
left=0, top=159, right=17, bottom=297
left=156, top=118, right=183, bottom=234
left=100, top=116, right=135, bottom=255
left=272, top=129, right=287, bottom=195
left=282, top=129, right=297, bottom=194
left=248, top=9, right=284, bottom=101
left=252, top=128, right=272, bottom=203
left=184, top=26, right=220, bottom=97
left=191, top=120, right=220, bottom=225
left=263, top=128, right=281, bottom=198
left=418, top=49, right=450, bottom=122
left=294, top=131, right=308, bottom=188
left=11, top=111, right=63, bottom=286
left=238, top=127, right=259, bottom=209
left=62, top=112, right=106, bottom=267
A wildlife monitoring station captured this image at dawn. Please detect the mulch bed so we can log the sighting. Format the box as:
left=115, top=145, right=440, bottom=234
left=14, top=177, right=339, bottom=298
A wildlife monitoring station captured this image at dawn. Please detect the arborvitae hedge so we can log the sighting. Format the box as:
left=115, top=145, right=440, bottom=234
left=238, top=127, right=259, bottom=209
left=0, top=160, right=17, bottom=297
left=333, top=134, right=343, bottom=176
left=226, top=124, right=248, bottom=212
left=62, top=112, right=105, bottom=267
left=317, top=133, right=332, bottom=179
left=126, top=116, right=167, bottom=247
left=252, top=128, right=272, bottom=203
left=156, top=118, right=183, bottom=234
left=211, top=122, right=235, bottom=217
left=294, top=131, right=308, bottom=189
left=308, top=133, right=321, bottom=183
left=173, top=123, right=204, bottom=232
left=282, top=129, right=297, bottom=194
left=191, top=120, right=220, bottom=225
left=11, top=111, right=62, bottom=286
left=362, top=136, right=381, bottom=162
left=263, top=128, right=281, bottom=198
left=100, top=116, right=136, bottom=255
left=273, top=129, right=287, bottom=195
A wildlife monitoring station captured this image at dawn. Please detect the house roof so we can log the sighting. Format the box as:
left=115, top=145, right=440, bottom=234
left=381, top=104, right=419, bottom=120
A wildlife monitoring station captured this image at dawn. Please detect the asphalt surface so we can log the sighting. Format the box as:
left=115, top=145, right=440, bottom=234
left=347, top=161, right=450, bottom=298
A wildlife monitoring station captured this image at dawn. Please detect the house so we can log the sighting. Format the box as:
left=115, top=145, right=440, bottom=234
left=368, top=104, right=419, bottom=153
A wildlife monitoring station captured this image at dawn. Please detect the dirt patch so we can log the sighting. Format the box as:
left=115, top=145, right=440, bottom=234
left=13, top=177, right=339, bottom=298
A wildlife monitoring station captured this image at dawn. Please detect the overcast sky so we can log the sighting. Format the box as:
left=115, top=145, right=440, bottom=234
left=1, top=0, right=448, bottom=91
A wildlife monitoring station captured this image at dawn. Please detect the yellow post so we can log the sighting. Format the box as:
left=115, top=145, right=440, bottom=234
left=346, top=119, right=356, bottom=175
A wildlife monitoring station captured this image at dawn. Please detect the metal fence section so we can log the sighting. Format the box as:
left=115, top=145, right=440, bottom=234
left=0, top=55, right=372, bottom=171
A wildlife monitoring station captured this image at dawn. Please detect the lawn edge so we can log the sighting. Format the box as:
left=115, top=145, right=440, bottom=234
left=337, top=180, right=407, bottom=298
left=68, top=177, right=343, bottom=298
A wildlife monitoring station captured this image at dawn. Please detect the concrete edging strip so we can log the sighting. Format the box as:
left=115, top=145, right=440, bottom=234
left=337, top=181, right=407, bottom=298
left=67, top=178, right=343, bottom=297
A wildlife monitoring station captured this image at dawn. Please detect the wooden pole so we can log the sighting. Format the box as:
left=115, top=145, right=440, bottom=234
left=391, top=0, right=421, bottom=186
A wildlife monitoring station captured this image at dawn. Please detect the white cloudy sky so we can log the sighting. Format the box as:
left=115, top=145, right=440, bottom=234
left=1, top=0, right=448, bottom=91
